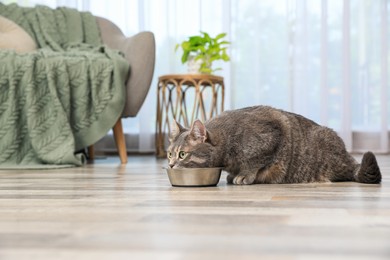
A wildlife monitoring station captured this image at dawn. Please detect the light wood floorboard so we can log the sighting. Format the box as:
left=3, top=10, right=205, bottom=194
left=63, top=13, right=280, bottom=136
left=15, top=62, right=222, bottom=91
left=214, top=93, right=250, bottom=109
left=0, top=154, right=389, bottom=260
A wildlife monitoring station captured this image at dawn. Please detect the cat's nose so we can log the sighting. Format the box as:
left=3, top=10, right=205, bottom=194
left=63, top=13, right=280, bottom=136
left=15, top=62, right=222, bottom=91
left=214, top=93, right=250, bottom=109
left=169, top=164, right=174, bottom=168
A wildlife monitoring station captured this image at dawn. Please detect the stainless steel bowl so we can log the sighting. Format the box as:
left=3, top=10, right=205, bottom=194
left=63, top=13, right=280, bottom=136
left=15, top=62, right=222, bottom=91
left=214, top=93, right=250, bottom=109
left=164, top=167, right=223, bottom=187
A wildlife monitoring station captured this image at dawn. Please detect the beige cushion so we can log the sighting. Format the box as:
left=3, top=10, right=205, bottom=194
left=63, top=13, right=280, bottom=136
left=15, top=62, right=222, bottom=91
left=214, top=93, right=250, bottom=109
left=0, top=15, right=37, bottom=53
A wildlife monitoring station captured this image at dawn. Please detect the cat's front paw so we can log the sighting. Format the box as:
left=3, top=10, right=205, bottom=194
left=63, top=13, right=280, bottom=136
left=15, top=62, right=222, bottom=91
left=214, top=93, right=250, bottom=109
left=233, top=174, right=255, bottom=185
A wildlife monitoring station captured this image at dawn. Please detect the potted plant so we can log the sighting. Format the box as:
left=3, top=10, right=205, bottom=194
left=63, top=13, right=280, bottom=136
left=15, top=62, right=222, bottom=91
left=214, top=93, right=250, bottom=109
left=175, top=31, right=230, bottom=74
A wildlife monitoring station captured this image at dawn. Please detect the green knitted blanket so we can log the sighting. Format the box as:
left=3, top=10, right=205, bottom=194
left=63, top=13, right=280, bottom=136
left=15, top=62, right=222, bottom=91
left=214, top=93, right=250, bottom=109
left=0, top=4, right=129, bottom=168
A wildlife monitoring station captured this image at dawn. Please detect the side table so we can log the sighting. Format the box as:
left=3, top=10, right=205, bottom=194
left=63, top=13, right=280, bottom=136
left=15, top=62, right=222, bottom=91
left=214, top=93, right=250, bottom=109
left=155, top=74, right=225, bottom=158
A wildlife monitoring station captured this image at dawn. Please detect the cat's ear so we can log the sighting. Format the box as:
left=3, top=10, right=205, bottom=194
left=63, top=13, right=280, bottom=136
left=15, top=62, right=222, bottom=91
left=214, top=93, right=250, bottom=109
left=169, top=120, right=185, bottom=141
left=189, top=120, right=207, bottom=143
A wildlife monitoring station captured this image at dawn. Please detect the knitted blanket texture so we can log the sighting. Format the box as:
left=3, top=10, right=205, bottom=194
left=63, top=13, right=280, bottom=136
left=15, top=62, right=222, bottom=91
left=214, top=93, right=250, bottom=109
left=0, top=3, right=129, bottom=167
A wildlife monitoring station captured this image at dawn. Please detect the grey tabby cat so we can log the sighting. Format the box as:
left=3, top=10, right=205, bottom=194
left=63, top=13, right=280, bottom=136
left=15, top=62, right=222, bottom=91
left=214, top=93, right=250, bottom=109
left=167, top=106, right=381, bottom=185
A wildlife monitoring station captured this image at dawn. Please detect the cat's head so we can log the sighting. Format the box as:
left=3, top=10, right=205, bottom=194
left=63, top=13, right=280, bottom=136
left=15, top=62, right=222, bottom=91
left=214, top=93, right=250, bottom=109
left=167, top=120, right=217, bottom=168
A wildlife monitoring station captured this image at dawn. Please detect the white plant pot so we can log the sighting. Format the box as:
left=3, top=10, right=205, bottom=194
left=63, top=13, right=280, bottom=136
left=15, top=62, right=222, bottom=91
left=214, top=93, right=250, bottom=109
left=187, top=56, right=202, bottom=74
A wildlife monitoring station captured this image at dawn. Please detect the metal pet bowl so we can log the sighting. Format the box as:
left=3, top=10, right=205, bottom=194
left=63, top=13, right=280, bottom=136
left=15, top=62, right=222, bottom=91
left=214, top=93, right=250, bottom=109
left=164, top=167, right=223, bottom=187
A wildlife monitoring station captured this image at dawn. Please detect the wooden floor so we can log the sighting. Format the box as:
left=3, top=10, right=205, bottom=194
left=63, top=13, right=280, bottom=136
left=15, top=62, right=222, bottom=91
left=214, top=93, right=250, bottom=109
left=0, top=154, right=389, bottom=260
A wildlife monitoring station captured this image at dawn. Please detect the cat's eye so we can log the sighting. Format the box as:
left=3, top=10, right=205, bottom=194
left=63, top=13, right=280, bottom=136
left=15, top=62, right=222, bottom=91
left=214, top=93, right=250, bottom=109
left=178, top=151, right=187, bottom=159
left=167, top=152, right=172, bottom=159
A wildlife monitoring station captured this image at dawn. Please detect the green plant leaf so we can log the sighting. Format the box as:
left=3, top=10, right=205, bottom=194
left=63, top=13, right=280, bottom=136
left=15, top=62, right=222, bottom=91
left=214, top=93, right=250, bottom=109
left=194, top=56, right=203, bottom=61
left=222, top=53, right=230, bottom=61
left=182, top=41, right=191, bottom=51
left=198, top=46, right=206, bottom=53
left=200, top=31, right=211, bottom=42
left=182, top=51, right=190, bottom=64
left=215, top=33, right=227, bottom=41
left=175, top=43, right=180, bottom=52
left=200, top=67, right=212, bottom=74
left=189, top=36, right=204, bottom=46
left=222, top=49, right=230, bottom=61
left=219, top=41, right=230, bottom=45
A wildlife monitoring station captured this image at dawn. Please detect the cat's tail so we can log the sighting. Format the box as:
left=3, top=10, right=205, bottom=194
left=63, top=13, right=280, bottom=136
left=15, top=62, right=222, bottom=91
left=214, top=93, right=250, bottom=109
left=354, top=151, right=381, bottom=184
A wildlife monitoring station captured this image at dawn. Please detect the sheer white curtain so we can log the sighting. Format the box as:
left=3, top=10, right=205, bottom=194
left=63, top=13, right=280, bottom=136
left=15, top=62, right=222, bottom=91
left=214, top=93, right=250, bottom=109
left=231, top=0, right=389, bottom=153
left=9, top=0, right=390, bottom=153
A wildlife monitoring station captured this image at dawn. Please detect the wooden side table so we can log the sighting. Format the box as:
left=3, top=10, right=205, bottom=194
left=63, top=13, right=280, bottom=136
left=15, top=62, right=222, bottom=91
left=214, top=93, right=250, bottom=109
left=155, top=74, right=225, bottom=157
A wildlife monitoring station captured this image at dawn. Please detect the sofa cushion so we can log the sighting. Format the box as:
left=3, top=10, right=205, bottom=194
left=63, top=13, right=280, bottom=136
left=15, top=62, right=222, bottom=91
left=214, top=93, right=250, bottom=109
left=0, top=15, right=37, bottom=53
